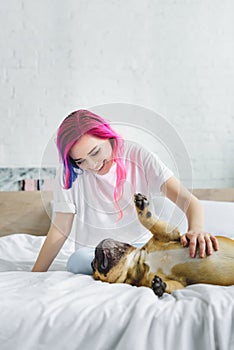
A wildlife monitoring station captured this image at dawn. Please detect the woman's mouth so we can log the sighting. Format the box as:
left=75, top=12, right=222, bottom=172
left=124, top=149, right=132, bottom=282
left=97, top=160, right=106, bottom=172
left=96, top=160, right=106, bottom=173
left=96, top=159, right=113, bottom=175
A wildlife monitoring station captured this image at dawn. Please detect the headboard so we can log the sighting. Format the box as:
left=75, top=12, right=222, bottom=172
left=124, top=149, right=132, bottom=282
left=0, top=189, right=233, bottom=237
left=192, top=188, right=234, bottom=202
left=0, top=191, right=53, bottom=237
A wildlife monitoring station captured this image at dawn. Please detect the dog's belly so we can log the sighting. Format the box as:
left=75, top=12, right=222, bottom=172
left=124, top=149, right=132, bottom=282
left=144, top=248, right=192, bottom=276
left=144, top=242, right=234, bottom=285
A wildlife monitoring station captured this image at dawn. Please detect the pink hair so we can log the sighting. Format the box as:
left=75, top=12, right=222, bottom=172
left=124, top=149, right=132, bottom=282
left=56, top=109, right=126, bottom=220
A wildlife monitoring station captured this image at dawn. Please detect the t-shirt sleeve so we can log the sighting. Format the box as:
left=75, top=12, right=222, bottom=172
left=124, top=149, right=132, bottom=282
left=53, top=164, right=77, bottom=214
left=141, top=147, right=174, bottom=195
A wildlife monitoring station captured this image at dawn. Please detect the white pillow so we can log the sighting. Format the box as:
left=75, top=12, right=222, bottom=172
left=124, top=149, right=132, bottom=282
left=201, top=200, right=234, bottom=237
left=152, top=197, right=234, bottom=238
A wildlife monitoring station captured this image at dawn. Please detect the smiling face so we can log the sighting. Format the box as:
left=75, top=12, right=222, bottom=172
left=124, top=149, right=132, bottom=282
left=69, top=134, right=114, bottom=175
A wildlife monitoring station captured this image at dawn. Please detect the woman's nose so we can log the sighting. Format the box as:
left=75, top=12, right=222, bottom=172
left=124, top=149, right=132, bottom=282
left=86, top=158, right=100, bottom=170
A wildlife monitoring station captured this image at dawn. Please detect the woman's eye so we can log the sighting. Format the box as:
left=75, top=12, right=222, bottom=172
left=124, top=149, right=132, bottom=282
left=91, top=149, right=100, bottom=157
left=76, top=160, right=84, bottom=165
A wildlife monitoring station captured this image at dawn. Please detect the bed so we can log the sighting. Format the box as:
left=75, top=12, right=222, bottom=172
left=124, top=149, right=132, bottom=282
left=0, top=189, right=234, bottom=350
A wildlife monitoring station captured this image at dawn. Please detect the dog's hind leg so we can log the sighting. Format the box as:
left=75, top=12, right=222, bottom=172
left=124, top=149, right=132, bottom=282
left=151, top=274, right=186, bottom=295
left=134, top=193, right=181, bottom=242
left=151, top=275, right=167, bottom=297
left=162, top=278, right=186, bottom=294
left=140, top=272, right=185, bottom=296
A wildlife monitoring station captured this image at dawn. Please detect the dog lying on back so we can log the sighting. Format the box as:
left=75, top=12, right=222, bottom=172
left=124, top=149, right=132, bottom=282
left=92, top=193, right=234, bottom=297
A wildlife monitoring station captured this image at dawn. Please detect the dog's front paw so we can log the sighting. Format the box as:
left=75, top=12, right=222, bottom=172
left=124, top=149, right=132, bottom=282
left=134, top=193, right=149, bottom=211
left=151, top=276, right=167, bottom=297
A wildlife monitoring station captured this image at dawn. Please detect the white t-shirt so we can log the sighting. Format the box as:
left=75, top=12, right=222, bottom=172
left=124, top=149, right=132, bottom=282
left=53, top=140, right=173, bottom=248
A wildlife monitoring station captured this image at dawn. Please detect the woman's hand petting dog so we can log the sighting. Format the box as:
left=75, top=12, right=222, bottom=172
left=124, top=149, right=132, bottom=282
left=180, top=231, right=219, bottom=258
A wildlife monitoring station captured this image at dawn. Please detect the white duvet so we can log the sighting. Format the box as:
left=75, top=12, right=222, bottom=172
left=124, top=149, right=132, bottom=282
left=0, top=236, right=234, bottom=350
left=0, top=200, right=234, bottom=350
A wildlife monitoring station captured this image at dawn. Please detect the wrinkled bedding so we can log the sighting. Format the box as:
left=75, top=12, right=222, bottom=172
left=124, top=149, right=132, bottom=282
left=0, top=198, right=234, bottom=350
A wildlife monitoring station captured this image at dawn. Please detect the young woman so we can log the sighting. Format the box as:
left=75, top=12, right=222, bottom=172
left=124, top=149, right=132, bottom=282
left=32, top=109, right=219, bottom=273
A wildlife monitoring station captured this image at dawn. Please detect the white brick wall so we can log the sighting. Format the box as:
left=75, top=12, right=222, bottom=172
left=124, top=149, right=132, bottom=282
left=0, top=0, right=234, bottom=188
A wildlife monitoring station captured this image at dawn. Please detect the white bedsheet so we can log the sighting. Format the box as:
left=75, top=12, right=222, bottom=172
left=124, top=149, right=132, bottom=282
left=0, top=199, right=234, bottom=350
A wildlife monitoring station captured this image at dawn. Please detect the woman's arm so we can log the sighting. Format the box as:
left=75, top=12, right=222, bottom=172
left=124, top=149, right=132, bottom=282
left=31, top=212, right=75, bottom=272
left=161, top=176, right=219, bottom=258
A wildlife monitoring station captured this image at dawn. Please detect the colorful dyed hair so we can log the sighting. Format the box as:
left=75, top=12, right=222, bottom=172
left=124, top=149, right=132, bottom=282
left=56, top=109, right=126, bottom=220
